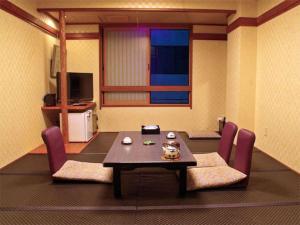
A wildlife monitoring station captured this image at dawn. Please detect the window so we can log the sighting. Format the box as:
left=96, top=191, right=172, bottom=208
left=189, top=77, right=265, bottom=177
left=101, top=27, right=191, bottom=107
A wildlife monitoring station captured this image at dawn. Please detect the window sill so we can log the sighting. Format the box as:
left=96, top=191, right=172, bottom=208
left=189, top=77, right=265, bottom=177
left=101, top=104, right=191, bottom=108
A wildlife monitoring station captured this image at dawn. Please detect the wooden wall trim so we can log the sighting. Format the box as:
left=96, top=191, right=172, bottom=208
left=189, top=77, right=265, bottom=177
left=227, top=17, right=257, bottom=33
left=192, top=33, right=227, bottom=41
left=68, top=22, right=228, bottom=26
left=67, top=22, right=100, bottom=25
left=227, top=0, right=300, bottom=33
left=100, top=86, right=192, bottom=92
left=37, top=7, right=236, bottom=15
left=0, top=0, right=58, bottom=37
left=100, top=23, right=192, bottom=29
left=189, top=30, right=193, bottom=109
left=257, top=0, right=300, bottom=26
left=4, top=0, right=298, bottom=37
left=99, top=25, right=104, bottom=109
left=66, top=32, right=100, bottom=40
left=0, top=0, right=99, bottom=41
left=102, top=104, right=191, bottom=107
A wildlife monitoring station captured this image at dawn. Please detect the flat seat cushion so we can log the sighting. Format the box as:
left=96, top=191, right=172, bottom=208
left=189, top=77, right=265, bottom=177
left=187, top=166, right=247, bottom=191
left=187, top=131, right=221, bottom=139
left=53, top=160, right=113, bottom=183
left=193, top=152, right=228, bottom=167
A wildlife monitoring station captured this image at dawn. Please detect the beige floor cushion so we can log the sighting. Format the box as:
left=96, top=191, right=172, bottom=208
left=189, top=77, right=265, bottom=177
left=53, top=160, right=113, bottom=183
left=187, top=166, right=247, bottom=191
left=193, top=152, right=228, bottom=168
left=187, top=131, right=221, bottom=139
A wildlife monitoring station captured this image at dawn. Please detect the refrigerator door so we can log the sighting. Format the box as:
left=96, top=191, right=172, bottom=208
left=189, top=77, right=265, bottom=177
left=68, top=112, right=86, bottom=142
left=60, top=110, right=93, bottom=142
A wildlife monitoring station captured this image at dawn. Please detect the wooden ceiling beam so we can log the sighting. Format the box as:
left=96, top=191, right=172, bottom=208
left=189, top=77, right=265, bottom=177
left=37, top=8, right=236, bottom=15
left=0, top=1, right=58, bottom=37
left=66, top=22, right=228, bottom=26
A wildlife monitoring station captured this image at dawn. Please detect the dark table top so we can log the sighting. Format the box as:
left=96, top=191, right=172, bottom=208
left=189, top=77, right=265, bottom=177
left=103, top=131, right=196, bottom=167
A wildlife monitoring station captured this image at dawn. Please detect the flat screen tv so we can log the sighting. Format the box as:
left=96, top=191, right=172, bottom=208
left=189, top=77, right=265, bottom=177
left=57, top=72, right=93, bottom=103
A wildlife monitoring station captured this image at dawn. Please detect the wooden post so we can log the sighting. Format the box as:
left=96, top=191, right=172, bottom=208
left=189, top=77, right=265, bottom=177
left=189, top=29, right=193, bottom=109
left=99, top=24, right=103, bottom=109
left=59, top=10, right=69, bottom=143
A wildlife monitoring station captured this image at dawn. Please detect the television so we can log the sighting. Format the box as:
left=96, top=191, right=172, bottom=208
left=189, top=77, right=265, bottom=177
left=57, top=72, right=93, bottom=104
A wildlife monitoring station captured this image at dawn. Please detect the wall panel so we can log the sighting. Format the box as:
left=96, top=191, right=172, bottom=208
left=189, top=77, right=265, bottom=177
left=65, top=38, right=227, bottom=132
left=0, top=10, right=57, bottom=168
left=255, top=6, right=300, bottom=172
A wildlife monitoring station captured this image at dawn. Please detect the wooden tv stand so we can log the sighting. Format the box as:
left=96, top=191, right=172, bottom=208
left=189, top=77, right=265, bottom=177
left=41, top=102, right=96, bottom=112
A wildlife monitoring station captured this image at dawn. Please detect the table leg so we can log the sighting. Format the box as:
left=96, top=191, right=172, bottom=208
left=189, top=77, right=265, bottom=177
left=179, top=167, right=187, bottom=196
left=113, top=167, right=121, bottom=198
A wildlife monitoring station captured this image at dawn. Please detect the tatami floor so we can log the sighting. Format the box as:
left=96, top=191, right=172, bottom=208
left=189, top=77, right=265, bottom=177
left=0, top=132, right=299, bottom=225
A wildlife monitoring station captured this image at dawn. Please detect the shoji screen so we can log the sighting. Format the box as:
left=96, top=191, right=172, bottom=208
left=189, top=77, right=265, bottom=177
left=104, top=28, right=149, bottom=105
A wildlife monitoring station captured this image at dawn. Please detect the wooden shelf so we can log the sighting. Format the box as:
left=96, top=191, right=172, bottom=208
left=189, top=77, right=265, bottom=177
left=41, top=102, right=96, bottom=112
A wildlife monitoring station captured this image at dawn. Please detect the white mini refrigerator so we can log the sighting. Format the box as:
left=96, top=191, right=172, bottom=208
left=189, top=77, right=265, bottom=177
left=60, top=110, right=93, bottom=142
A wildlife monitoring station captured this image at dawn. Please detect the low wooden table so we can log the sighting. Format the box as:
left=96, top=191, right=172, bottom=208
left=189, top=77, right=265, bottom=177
left=103, top=131, right=197, bottom=198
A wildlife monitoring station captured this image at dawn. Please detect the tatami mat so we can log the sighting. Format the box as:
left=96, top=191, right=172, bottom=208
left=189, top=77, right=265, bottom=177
left=0, top=171, right=298, bottom=209
left=180, top=132, right=220, bottom=153
left=0, top=151, right=289, bottom=175
left=0, top=132, right=299, bottom=225
left=0, top=211, right=136, bottom=225
left=0, top=174, right=138, bottom=208
left=81, top=132, right=118, bottom=153
left=0, top=206, right=299, bottom=225
left=0, top=154, right=107, bottom=175
left=229, top=150, right=289, bottom=172
left=135, top=206, right=300, bottom=225
left=136, top=171, right=299, bottom=207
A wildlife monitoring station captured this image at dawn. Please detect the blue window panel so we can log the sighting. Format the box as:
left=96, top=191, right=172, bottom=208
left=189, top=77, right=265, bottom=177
left=151, top=30, right=189, bottom=46
left=151, top=46, right=189, bottom=74
left=151, top=74, right=189, bottom=86
left=150, top=29, right=190, bottom=104
left=151, top=92, right=189, bottom=104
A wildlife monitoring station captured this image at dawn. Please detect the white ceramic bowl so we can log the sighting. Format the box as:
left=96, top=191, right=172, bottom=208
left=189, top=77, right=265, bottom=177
left=167, top=132, right=176, bottom=139
left=123, top=137, right=132, bottom=144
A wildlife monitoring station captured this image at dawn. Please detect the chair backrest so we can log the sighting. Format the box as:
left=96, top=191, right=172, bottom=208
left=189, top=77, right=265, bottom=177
left=41, top=126, right=67, bottom=175
left=234, top=129, right=256, bottom=180
left=218, top=122, right=238, bottom=163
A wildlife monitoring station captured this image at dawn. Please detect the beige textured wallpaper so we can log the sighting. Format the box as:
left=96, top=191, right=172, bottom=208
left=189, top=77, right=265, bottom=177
left=238, top=27, right=256, bottom=131
left=255, top=6, right=300, bottom=172
left=66, top=40, right=100, bottom=109
left=0, top=10, right=57, bottom=168
left=226, top=26, right=256, bottom=143
left=228, top=0, right=257, bottom=23
left=226, top=28, right=241, bottom=126
left=226, top=1, right=300, bottom=172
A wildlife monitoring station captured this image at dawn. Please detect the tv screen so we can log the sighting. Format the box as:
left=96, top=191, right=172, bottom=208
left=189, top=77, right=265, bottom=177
left=57, top=72, right=93, bottom=103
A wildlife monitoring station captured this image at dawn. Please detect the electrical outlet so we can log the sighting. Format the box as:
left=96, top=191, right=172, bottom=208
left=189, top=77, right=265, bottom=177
left=264, top=128, right=268, bottom=137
